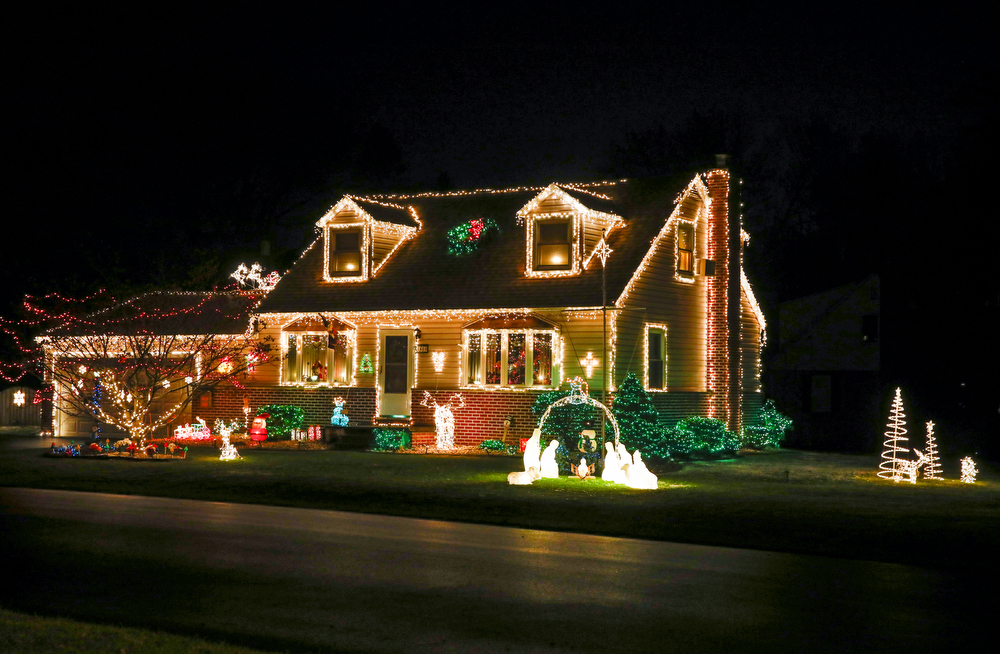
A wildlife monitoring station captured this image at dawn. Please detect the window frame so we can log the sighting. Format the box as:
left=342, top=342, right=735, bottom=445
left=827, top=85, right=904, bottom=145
left=644, top=323, right=668, bottom=392
left=323, top=222, right=369, bottom=282
left=674, top=220, right=696, bottom=281
left=281, top=328, right=356, bottom=387
left=526, top=214, right=580, bottom=277
left=462, top=328, right=560, bottom=389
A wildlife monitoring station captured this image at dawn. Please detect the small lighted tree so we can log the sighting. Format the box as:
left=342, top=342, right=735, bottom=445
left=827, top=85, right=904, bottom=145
left=878, top=388, right=909, bottom=481
left=611, top=372, right=660, bottom=454
left=960, top=457, right=978, bottom=484
left=921, top=421, right=944, bottom=480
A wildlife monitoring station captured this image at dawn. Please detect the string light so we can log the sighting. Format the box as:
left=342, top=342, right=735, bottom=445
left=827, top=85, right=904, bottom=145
left=432, top=351, right=445, bottom=372
left=230, top=263, right=280, bottom=291
left=878, top=388, right=909, bottom=481
left=360, top=353, right=373, bottom=373
left=13, top=390, right=25, bottom=406
left=581, top=352, right=598, bottom=378
left=214, top=418, right=242, bottom=460
left=643, top=323, right=669, bottom=392
left=421, top=391, right=464, bottom=449
left=922, top=421, right=944, bottom=480
left=960, top=457, right=978, bottom=484
left=318, top=197, right=419, bottom=284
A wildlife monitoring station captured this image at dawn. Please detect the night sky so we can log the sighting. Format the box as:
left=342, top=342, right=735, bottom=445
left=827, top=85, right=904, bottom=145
left=4, top=6, right=997, bottom=443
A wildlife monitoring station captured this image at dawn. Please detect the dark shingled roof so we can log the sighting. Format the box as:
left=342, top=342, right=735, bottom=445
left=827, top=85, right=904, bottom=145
left=258, top=173, right=703, bottom=314
left=350, top=198, right=420, bottom=229
left=49, top=291, right=264, bottom=337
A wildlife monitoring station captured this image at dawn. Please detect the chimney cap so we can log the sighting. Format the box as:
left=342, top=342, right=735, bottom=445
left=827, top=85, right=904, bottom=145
left=715, top=154, right=730, bottom=168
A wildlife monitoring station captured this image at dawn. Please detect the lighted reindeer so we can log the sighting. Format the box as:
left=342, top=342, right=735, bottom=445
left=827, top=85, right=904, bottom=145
left=421, top=391, right=465, bottom=450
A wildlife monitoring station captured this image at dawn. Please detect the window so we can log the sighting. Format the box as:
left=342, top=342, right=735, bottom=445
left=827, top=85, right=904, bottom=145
left=645, top=324, right=667, bottom=391
left=284, top=332, right=352, bottom=385
left=330, top=229, right=362, bottom=276
left=465, top=329, right=558, bottom=387
left=676, top=222, right=694, bottom=275
left=534, top=220, right=571, bottom=270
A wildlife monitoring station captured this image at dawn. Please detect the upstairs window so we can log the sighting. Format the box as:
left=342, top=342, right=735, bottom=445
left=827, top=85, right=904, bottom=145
left=676, top=222, right=694, bottom=275
left=330, top=229, right=362, bottom=276
left=534, top=220, right=572, bottom=271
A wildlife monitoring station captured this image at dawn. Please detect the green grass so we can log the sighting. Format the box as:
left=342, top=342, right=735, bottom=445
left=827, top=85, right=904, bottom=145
left=2, top=434, right=998, bottom=570
left=0, top=607, right=285, bottom=654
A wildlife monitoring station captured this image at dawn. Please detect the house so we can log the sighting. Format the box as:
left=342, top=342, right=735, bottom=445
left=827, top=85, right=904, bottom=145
left=194, top=167, right=766, bottom=446
left=765, top=274, right=881, bottom=451
left=46, top=167, right=766, bottom=445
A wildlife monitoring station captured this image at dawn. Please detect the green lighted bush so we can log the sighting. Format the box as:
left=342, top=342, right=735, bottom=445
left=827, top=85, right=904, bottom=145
left=611, top=373, right=665, bottom=458
left=478, top=439, right=513, bottom=453
left=372, top=429, right=411, bottom=452
left=666, top=417, right=740, bottom=458
left=256, top=405, right=305, bottom=440
left=741, top=400, right=794, bottom=449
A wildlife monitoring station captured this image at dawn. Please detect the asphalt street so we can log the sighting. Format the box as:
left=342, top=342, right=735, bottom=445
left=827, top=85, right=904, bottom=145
left=0, top=487, right=986, bottom=653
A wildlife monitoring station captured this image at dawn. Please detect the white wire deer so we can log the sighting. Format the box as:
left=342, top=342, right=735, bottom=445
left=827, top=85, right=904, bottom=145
left=421, top=391, right=465, bottom=450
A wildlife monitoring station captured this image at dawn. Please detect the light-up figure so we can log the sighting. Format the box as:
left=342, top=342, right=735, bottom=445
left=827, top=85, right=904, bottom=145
left=539, top=440, right=560, bottom=478
left=421, top=391, right=464, bottom=450
left=215, top=419, right=242, bottom=461
left=960, top=457, right=978, bottom=484
left=330, top=397, right=349, bottom=426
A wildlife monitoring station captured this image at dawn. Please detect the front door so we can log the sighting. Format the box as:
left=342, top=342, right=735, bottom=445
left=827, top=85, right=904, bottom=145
left=378, top=330, right=412, bottom=418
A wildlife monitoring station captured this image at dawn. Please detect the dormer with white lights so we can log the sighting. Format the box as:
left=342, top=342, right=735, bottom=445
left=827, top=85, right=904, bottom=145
left=517, top=184, right=624, bottom=278
left=318, top=196, right=421, bottom=283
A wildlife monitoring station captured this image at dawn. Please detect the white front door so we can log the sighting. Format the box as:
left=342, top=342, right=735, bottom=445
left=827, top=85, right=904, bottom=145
left=378, top=330, right=413, bottom=418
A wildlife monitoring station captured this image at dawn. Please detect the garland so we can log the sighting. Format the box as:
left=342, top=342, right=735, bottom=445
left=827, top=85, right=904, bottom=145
left=447, top=218, right=499, bottom=256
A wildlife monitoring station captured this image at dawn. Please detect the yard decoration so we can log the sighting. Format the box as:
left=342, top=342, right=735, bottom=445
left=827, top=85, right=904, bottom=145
left=539, top=440, right=560, bottom=478
left=360, top=353, right=373, bottom=374
left=330, top=397, right=349, bottom=426
left=741, top=400, right=793, bottom=449
left=421, top=391, right=464, bottom=450
left=921, top=421, right=944, bottom=480
left=215, top=419, right=242, bottom=461
left=535, top=377, right=622, bottom=470
left=175, top=419, right=212, bottom=440
left=507, top=467, right=540, bottom=485
left=960, top=457, right=978, bottom=484
left=878, top=388, right=909, bottom=481
left=570, top=458, right=595, bottom=480
left=602, top=441, right=624, bottom=483
left=523, top=429, right=542, bottom=472
left=256, top=405, right=305, bottom=439
left=249, top=413, right=269, bottom=441
left=13, top=389, right=25, bottom=406
left=622, top=450, right=658, bottom=489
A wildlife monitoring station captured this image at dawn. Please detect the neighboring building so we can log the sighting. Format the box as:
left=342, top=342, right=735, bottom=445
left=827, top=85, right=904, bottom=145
left=49, top=169, right=766, bottom=445
left=765, top=274, right=881, bottom=451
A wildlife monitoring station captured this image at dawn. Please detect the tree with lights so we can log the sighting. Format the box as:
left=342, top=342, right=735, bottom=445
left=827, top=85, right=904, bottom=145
left=878, top=387, right=909, bottom=481
left=2, top=290, right=270, bottom=443
left=921, top=421, right=943, bottom=480
left=611, top=372, right=662, bottom=457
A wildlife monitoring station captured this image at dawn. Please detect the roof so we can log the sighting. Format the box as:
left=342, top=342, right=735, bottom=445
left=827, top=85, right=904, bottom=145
left=46, top=291, right=263, bottom=337
left=258, top=172, right=707, bottom=314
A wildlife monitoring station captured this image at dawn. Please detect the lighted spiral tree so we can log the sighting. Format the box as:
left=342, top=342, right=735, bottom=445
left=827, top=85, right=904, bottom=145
left=878, top=388, right=909, bottom=481
left=921, top=421, right=944, bottom=480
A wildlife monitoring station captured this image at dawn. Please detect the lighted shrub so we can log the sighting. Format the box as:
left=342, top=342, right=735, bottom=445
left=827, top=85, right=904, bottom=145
left=256, top=405, right=305, bottom=440
left=372, top=429, right=410, bottom=452
left=667, top=417, right=740, bottom=458
left=741, top=400, right=793, bottom=449
left=611, top=373, right=663, bottom=457
left=478, top=439, right=516, bottom=455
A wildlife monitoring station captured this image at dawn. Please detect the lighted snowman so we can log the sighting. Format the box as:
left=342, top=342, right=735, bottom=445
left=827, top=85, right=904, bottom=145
left=330, top=397, right=349, bottom=426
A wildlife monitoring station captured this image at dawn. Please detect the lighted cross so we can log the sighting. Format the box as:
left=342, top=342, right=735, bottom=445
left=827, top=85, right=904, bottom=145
left=13, top=390, right=25, bottom=407
left=581, top=352, right=598, bottom=378
left=594, top=238, right=613, bottom=267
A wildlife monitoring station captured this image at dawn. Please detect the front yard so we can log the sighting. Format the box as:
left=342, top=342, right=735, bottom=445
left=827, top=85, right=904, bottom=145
left=2, top=433, right=997, bottom=571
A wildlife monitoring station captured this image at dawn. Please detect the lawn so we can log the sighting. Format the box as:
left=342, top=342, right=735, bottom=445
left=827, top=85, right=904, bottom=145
left=2, top=433, right=998, bottom=571
left=0, top=607, right=284, bottom=654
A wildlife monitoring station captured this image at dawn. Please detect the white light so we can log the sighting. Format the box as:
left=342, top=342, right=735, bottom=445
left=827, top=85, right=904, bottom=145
left=539, top=440, right=559, bottom=478
left=960, top=457, right=978, bottom=483
left=878, top=388, right=909, bottom=481
left=184, top=376, right=193, bottom=384
left=432, top=351, right=446, bottom=373
left=13, top=390, right=25, bottom=407
left=581, top=352, right=598, bottom=378
left=78, top=365, right=88, bottom=374
left=421, top=391, right=464, bottom=449
left=162, top=380, right=170, bottom=388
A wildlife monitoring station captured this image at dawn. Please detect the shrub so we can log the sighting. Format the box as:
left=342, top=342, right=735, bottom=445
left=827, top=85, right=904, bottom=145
left=478, top=439, right=517, bottom=455
left=256, top=405, right=305, bottom=440
left=611, top=373, right=662, bottom=456
left=667, top=417, right=740, bottom=458
left=372, top=429, right=410, bottom=452
left=741, top=400, right=793, bottom=449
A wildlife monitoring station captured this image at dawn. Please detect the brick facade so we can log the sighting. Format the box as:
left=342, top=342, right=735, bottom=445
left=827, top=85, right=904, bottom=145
left=704, top=170, right=732, bottom=427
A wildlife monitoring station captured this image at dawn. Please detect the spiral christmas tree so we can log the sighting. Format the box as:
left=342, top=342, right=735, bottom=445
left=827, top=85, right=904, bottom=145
left=878, top=388, right=909, bottom=480
left=921, top=421, right=943, bottom=480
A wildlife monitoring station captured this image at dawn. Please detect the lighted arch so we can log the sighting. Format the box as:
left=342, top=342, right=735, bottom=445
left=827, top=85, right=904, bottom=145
left=536, top=377, right=621, bottom=449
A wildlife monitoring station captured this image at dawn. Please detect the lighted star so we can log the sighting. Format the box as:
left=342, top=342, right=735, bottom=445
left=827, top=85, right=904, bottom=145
left=581, top=352, right=598, bottom=378
left=594, top=238, right=613, bottom=267
left=13, top=390, right=25, bottom=406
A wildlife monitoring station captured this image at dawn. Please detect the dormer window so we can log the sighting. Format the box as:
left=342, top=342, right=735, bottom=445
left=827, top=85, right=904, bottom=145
left=677, top=222, right=694, bottom=275
left=535, top=220, right=572, bottom=270
left=330, top=229, right=362, bottom=276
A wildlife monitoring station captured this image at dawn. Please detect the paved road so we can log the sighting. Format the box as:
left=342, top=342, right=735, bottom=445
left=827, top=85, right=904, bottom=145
left=0, top=487, right=985, bottom=653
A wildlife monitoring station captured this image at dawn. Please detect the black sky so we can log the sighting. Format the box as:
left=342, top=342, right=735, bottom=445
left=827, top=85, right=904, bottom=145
left=4, top=5, right=997, bottom=434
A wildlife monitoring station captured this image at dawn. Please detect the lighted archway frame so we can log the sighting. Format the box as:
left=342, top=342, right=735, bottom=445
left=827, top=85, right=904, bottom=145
left=536, top=380, right=621, bottom=450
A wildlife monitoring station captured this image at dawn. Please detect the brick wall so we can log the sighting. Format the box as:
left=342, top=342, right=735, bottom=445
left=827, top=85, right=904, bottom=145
left=705, top=170, right=731, bottom=425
